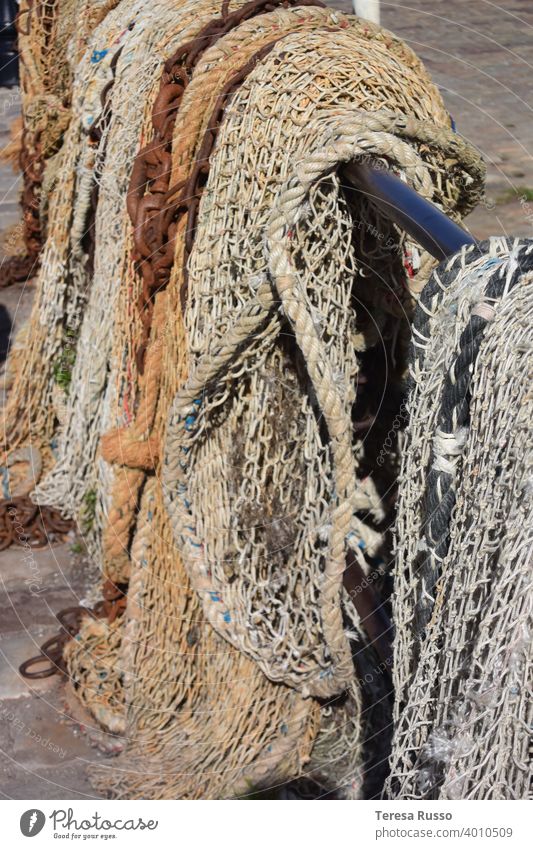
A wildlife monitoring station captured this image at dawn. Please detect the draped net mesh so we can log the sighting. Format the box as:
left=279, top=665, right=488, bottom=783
left=386, top=239, right=532, bottom=800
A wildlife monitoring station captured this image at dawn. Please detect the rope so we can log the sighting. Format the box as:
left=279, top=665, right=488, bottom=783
left=128, top=0, right=325, bottom=371
left=100, top=294, right=168, bottom=582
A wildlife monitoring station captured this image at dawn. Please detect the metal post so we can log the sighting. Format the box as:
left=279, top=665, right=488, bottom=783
left=353, top=0, right=380, bottom=25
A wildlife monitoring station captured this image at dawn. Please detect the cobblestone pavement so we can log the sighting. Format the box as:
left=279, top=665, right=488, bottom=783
left=0, top=542, right=108, bottom=800
left=0, top=88, right=21, bottom=233
left=0, top=0, right=532, bottom=800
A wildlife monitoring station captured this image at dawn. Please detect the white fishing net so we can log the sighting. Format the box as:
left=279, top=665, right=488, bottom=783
left=386, top=238, right=532, bottom=800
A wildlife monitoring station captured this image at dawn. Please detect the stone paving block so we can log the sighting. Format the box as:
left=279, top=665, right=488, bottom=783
left=0, top=761, right=103, bottom=800
left=0, top=543, right=74, bottom=593
left=0, top=690, right=105, bottom=800
left=1, top=584, right=90, bottom=636
left=5, top=697, right=88, bottom=765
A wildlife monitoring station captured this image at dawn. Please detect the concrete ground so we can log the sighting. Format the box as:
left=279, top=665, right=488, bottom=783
left=0, top=0, right=532, bottom=800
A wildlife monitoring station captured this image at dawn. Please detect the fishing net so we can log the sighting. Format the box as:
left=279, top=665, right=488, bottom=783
left=1, top=0, right=101, bottom=287
left=0, top=116, right=24, bottom=171
left=67, top=6, right=482, bottom=799
left=0, top=0, right=79, bottom=530
left=1, top=0, right=60, bottom=285
left=32, top=0, right=251, bottom=543
left=385, top=238, right=532, bottom=800
left=0, top=0, right=142, bottom=544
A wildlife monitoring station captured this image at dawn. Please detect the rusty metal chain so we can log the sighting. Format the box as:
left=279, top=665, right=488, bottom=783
left=129, top=0, right=325, bottom=371
left=0, top=496, right=73, bottom=550
left=19, top=579, right=127, bottom=679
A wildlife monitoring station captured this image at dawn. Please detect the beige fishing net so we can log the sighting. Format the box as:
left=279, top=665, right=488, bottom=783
left=16, top=0, right=123, bottom=160
left=33, top=0, right=253, bottom=541
left=385, top=238, right=532, bottom=800
left=1, top=3, right=127, bottom=542
left=3, top=0, right=115, bottom=285
left=4, top=0, right=173, bottom=459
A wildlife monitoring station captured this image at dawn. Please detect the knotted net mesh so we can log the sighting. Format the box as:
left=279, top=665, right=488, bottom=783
left=1, top=1, right=127, bottom=541
left=385, top=238, right=532, bottom=800
left=4, top=0, right=190, bottom=468
left=3, top=0, right=119, bottom=285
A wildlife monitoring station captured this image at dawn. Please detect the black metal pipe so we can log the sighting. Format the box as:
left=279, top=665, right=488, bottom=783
left=342, top=161, right=476, bottom=261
